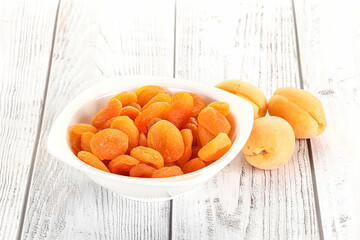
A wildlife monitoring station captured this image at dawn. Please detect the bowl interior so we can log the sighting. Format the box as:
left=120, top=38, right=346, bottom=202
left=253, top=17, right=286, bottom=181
left=48, top=77, right=253, bottom=186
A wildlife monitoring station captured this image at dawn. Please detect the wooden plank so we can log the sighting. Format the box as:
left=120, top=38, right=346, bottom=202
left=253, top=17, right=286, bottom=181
left=294, top=0, right=360, bottom=238
left=21, top=0, right=175, bottom=239
left=172, top=0, right=319, bottom=239
left=0, top=1, right=59, bottom=239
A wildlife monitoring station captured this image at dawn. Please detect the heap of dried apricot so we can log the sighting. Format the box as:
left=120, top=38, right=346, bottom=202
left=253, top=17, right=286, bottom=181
left=69, top=85, right=233, bottom=178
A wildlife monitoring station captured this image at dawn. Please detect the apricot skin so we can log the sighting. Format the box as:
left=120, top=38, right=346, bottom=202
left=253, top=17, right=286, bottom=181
left=215, top=80, right=267, bottom=119
left=268, top=87, right=327, bottom=139
left=242, top=116, right=295, bottom=170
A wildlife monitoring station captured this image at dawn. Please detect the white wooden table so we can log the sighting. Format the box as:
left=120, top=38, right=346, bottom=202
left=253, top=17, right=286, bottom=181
left=1, top=0, right=359, bottom=239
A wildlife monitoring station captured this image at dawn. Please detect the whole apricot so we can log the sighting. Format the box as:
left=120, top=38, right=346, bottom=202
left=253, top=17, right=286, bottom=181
left=268, top=87, right=326, bottom=139
left=216, top=80, right=267, bottom=119
left=242, top=116, right=295, bottom=170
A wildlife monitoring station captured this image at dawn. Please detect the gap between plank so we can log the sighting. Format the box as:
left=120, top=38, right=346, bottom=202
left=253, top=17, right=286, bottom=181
left=16, top=1, right=62, bottom=239
left=291, top=0, right=324, bottom=239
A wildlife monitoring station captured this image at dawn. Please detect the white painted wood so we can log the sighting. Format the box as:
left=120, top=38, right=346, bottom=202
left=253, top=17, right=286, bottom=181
left=0, top=1, right=59, bottom=239
left=294, top=0, right=360, bottom=239
left=21, top=0, right=175, bottom=239
left=172, top=0, right=319, bottom=239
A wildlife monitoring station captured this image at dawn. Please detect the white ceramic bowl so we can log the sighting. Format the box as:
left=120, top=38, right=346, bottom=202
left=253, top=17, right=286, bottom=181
left=47, top=76, right=253, bottom=201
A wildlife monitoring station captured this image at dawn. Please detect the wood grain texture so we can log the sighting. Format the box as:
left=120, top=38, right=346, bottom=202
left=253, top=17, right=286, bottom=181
left=0, top=1, right=59, bottom=239
left=294, top=0, right=360, bottom=239
left=21, top=0, right=175, bottom=239
left=172, top=0, right=319, bottom=239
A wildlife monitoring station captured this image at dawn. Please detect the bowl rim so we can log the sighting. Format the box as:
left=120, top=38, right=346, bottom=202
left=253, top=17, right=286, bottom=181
left=47, top=76, right=253, bottom=186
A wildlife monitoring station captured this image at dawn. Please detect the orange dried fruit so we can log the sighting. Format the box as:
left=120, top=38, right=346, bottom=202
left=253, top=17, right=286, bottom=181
left=151, top=166, right=184, bottom=178
left=197, top=123, right=215, bottom=146
left=135, top=85, right=167, bottom=107
left=182, top=158, right=206, bottom=174
left=129, top=163, right=156, bottom=178
left=92, top=98, right=122, bottom=129
left=139, top=132, right=147, bottom=147
left=198, top=107, right=231, bottom=136
left=90, top=129, right=128, bottom=160
left=182, top=122, right=198, bottom=145
left=81, top=132, right=95, bottom=152
left=147, top=120, right=184, bottom=163
left=108, top=155, right=139, bottom=175
left=134, top=102, right=169, bottom=133
left=110, top=116, right=139, bottom=152
left=167, top=92, right=194, bottom=128
left=120, top=106, right=140, bottom=120
left=189, top=93, right=206, bottom=117
left=198, top=133, right=232, bottom=162
left=208, top=102, right=230, bottom=116
left=191, top=145, right=201, bottom=158
left=70, top=132, right=82, bottom=155
left=164, top=162, right=177, bottom=167
left=127, top=102, right=141, bottom=110
left=71, top=124, right=98, bottom=136
left=141, top=93, right=171, bottom=111
left=176, top=129, right=193, bottom=167
left=77, top=151, right=110, bottom=172
left=130, top=146, right=164, bottom=169
left=112, top=91, right=137, bottom=106
left=104, top=117, right=120, bottom=129
left=146, top=118, right=162, bottom=131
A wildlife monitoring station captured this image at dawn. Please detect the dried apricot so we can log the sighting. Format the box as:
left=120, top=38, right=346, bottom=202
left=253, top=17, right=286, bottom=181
left=81, top=132, right=95, bottom=152
left=147, top=120, right=184, bottom=163
left=182, top=122, right=198, bottom=145
left=130, top=146, right=164, bottom=169
left=198, top=133, right=232, bottom=162
left=191, top=145, right=201, bottom=158
left=197, top=123, right=215, bottom=146
left=146, top=118, right=162, bottom=131
left=129, top=163, right=156, bottom=178
left=108, top=155, right=139, bottom=175
left=188, top=117, right=198, bottom=126
left=164, top=162, right=177, bottom=167
left=112, top=91, right=137, bottom=106
left=139, top=132, right=147, bottom=147
left=134, top=102, right=169, bottom=133
left=70, top=132, right=82, bottom=154
left=135, top=85, right=167, bottom=107
left=71, top=124, right=97, bottom=136
left=198, top=107, right=231, bottom=136
left=151, top=166, right=184, bottom=178
left=110, top=116, right=139, bottom=152
left=141, top=93, right=171, bottom=111
left=189, top=93, right=206, bottom=117
left=104, top=117, right=119, bottom=129
left=90, top=129, right=128, bottom=160
left=208, top=102, right=230, bottom=116
left=167, top=92, right=194, bottom=128
left=120, top=106, right=140, bottom=120
left=77, top=151, right=110, bottom=172
left=176, top=129, right=193, bottom=167
left=92, top=99, right=122, bottom=129
left=182, top=158, right=206, bottom=174
left=127, top=102, right=141, bottom=110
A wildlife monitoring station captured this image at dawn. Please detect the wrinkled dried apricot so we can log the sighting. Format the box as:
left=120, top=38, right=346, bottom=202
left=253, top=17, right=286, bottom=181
left=182, top=158, right=206, bottom=174
left=120, top=106, right=140, bottom=120
left=167, top=92, right=194, bottom=128
left=112, top=91, right=137, bottom=106
left=104, top=117, right=119, bottom=129
left=81, top=132, right=95, bottom=152
left=110, top=116, right=139, bottom=152
left=147, top=120, right=184, bottom=163
left=191, top=145, right=201, bottom=158
left=189, top=93, right=206, bottom=117
left=197, top=123, right=215, bottom=146
left=129, top=163, right=156, bottom=178
left=134, top=102, right=169, bottom=133
left=108, top=155, right=139, bottom=175
left=127, top=102, right=141, bottom=110
left=182, top=122, right=198, bottom=145
left=135, top=85, right=167, bottom=107
left=92, top=99, right=122, bottom=129
left=146, top=118, right=162, bottom=131
left=139, top=132, right=147, bottom=147
left=141, top=94, right=171, bottom=111
left=151, top=166, right=183, bottom=178
left=70, top=132, right=82, bottom=154
left=77, top=151, right=110, bottom=172
left=130, top=146, right=164, bottom=169
left=71, top=124, right=98, bottom=136
left=198, top=133, right=232, bottom=162
left=188, top=117, right=198, bottom=126
left=164, top=162, right=177, bottom=167
left=90, top=129, right=128, bottom=160
left=176, top=129, right=193, bottom=167
left=198, top=107, right=231, bottom=136
left=208, top=102, right=230, bottom=116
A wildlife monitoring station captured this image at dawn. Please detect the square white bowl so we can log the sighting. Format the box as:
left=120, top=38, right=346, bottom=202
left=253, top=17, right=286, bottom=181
left=47, top=76, right=253, bottom=201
